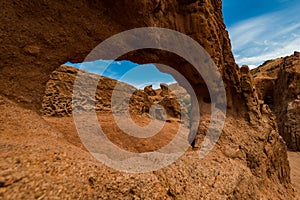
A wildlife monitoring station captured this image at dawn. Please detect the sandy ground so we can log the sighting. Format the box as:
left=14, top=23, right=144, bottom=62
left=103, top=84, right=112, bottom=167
left=1, top=95, right=299, bottom=199
left=44, top=113, right=187, bottom=153
left=289, top=151, right=300, bottom=195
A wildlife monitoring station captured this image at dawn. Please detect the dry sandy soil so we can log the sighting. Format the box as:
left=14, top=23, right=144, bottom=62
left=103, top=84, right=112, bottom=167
left=0, top=94, right=192, bottom=199
left=1, top=94, right=299, bottom=199
left=289, top=151, right=300, bottom=195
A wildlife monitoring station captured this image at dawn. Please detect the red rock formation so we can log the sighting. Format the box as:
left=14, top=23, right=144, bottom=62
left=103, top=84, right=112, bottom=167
left=42, top=65, right=190, bottom=125
left=252, top=52, right=300, bottom=151
left=0, top=0, right=297, bottom=199
left=0, top=0, right=240, bottom=113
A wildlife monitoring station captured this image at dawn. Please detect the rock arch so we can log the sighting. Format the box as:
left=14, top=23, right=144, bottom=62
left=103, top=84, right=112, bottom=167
left=0, top=0, right=241, bottom=115
left=0, top=0, right=296, bottom=198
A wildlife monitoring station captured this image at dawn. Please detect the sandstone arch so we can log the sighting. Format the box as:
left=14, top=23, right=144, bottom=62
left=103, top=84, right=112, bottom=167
left=0, top=0, right=297, bottom=198
left=0, top=0, right=241, bottom=114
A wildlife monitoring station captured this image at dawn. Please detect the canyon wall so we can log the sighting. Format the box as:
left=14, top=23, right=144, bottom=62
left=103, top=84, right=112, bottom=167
left=252, top=52, right=300, bottom=151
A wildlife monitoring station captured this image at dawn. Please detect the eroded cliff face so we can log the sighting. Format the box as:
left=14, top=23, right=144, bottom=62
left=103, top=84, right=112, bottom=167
left=0, top=0, right=298, bottom=199
left=252, top=52, right=300, bottom=151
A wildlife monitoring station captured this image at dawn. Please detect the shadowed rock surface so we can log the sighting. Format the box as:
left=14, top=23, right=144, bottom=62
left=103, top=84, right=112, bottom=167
left=0, top=0, right=244, bottom=115
left=252, top=52, right=300, bottom=151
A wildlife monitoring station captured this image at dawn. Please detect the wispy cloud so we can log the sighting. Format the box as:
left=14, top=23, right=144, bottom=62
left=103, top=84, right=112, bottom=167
left=228, top=3, right=300, bottom=68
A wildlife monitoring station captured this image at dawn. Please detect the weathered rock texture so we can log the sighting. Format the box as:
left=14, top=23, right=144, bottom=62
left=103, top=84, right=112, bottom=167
left=252, top=52, right=300, bottom=151
left=42, top=65, right=135, bottom=116
left=0, top=0, right=264, bottom=144
left=0, top=0, right=298, bottom=199
left=1, top=94, right=298, bottom=199
left=1, top=0, right=241, bottom=115
left=42, top=65, right=189, bottom=124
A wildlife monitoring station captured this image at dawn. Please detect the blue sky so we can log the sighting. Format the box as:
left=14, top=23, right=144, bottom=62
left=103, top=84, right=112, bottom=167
left=66, top=0, right=300, bottom=87
left=223, top=0, right=300, bottom=68
left=65, top=60, right=176, bottom=89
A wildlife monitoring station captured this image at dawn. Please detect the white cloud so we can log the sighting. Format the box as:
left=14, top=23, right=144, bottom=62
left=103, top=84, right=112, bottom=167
left=229, top=16, right=271, bottom=50
left=228, top=4, right=300, bottom=67
left=236, top=37, right=300, bottom=67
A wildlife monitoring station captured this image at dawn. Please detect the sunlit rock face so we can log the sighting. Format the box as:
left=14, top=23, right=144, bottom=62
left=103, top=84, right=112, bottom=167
left=42, top=65, right=190, bottom=125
